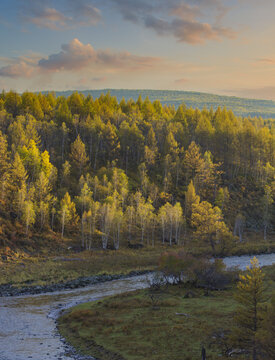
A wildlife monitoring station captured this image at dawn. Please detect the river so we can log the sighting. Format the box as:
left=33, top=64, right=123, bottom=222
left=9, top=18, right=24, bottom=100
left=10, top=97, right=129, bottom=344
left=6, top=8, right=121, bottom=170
left=0, top=253, right=275, bottom=360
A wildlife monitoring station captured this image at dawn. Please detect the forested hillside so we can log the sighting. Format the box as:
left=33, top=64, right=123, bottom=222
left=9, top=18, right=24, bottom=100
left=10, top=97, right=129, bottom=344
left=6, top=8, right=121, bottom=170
left=0, top=90, right=275, bottom=255
left=52, top=89, right=275, bottom=119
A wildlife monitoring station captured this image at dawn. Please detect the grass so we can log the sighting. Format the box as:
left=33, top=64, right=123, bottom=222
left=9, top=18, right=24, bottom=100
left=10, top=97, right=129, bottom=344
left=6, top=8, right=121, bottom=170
left=0, top=227, right=274, bottom=289
left=58, top=265, right=275, bottom=360
left=0, top=247, right=164, bottom=288
left=59, top=288, right=236, bottom=360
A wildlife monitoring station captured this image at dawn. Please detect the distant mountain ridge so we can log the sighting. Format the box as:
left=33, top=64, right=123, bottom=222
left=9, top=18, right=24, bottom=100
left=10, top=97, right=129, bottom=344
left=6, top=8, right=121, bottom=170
left=45, top=89, right=275, bottom=119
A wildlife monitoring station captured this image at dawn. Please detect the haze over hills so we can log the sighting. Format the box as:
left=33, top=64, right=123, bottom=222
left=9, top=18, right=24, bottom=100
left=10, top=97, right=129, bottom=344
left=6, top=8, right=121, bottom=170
left=48, top=89, right=275, bottom=119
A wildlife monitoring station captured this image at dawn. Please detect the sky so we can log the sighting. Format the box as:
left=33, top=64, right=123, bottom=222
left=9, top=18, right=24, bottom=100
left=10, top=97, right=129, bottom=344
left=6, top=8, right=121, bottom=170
left=0, top=0, right=275, bottom=100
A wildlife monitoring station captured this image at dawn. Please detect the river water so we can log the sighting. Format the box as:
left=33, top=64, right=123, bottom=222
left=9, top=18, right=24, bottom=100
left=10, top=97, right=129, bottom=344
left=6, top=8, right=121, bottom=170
left=0, top=253, right=275, bottom=360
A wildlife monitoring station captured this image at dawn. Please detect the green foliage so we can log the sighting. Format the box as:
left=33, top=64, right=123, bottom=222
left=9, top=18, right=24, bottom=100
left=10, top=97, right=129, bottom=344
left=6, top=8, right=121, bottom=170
left=258, top=292, right=275, bottom=358
left=0, top=90, right=275, bottom=252
left=158, top=251, right=232, bottom=290
left=59, top=262, right=275, bottom=360
left=192, top=200, right=230, bottom=252
left=231, top=257, right=267, bottom=359
left=70, top=135, right=89, bottom=175
left=59, top=192, right=79, bottom=237
left=50, top=89, right=275, bottom=119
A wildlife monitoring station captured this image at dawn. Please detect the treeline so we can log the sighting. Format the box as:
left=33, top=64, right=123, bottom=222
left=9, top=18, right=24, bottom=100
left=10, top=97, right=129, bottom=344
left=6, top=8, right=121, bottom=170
left=50, top=89, right=275, bottom=119
left=0, top=90, right=275, bottom=251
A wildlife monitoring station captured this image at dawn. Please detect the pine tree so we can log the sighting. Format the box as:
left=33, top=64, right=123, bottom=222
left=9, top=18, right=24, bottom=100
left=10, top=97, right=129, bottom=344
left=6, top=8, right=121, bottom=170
left=184, top=141, right=203, bottom=184
left=4, top=90, right=22, bottom=117
left=41, top=150, right=54, bottom=180
left=56, top=99, right=72, bottom=125
left=70, top=135, right=89, bottom=175
left=261, top=185, right=273, bottom=240
left=20, top=139, right=41, bottom=181
left=258, top=292, right=275, bottom=358
left=0, top=130, right=9, bottom=177
left=102, top=121, right=120, bottom=163
left=9, top=153, right=28, bottom=212
left=191, top=200, right=229, bottom=252
left=232, top=257, right=266, bottom=360
left=185, top=180, right=200, bottom=225
left=0, top=131, right=10, bottom=205
left=60, top=122, right=69, bottom=161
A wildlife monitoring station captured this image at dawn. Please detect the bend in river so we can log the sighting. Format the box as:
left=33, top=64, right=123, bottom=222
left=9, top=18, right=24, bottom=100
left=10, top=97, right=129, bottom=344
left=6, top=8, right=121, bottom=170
left=1, top=253, right=275, bottom=360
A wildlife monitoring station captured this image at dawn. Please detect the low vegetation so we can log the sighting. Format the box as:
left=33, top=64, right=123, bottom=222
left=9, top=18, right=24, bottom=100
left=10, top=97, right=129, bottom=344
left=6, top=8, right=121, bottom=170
left=1, top=237, right=274, bottom=289
left=59, top=258, right=275, bottom=360
left=0, top=247, right=162, bottom=288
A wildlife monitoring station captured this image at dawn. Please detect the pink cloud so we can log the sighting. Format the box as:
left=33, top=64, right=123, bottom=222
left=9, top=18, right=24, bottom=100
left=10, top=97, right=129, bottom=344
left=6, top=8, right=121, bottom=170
left=38, top=38, right=162, bottom=72
left=256, top=58, right=275, bottom=65
left=20, top=1, right=101, bottom=30
left=0, top=39, right=163, bottom=80
left=27, top=7, right=70, bottom=30
left=0, top=61, right=35, bottom=78
left=175, top=78, right=189, bottom=84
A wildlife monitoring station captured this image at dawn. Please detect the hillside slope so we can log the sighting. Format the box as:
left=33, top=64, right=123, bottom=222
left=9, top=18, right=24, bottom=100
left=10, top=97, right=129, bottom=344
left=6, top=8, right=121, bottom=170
left=48, top=89, right=275, bottom=119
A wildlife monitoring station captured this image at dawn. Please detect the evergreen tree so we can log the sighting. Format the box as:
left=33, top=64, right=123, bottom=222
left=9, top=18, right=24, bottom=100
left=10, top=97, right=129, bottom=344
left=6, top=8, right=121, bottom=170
left=70, top=135, right=89, bottom=175
left=258, top=293, right=275, bottom=358
left=185, top=180, right=200, bottom=225
left=231, top=257, right=266, bottom=360
left=192, top=200, right=229, bottom=252
left=184, top=141, right=204, bottom=185
left=0, top=131, right=10, bottom=205
left=261, top=185, right=273, bottom=240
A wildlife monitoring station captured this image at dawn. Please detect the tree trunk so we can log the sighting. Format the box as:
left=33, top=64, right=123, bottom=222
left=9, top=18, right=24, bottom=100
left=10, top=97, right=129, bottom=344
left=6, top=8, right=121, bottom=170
left=141, top=228, right=144, bottom=244
left=51, top=212, right=55, bottom=231
left=209, top=234, right=215, bottom=253
left=263, top=223, right=267, bottom=241
left=81, top=216, right=84, bottom=248
left=201, top=346, right=206, bottom=360
left=61, top=212, right=65, bottom=238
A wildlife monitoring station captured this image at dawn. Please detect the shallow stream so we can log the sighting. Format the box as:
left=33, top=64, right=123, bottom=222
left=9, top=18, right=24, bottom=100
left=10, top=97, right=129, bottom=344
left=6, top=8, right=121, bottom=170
left=1, top=253, right=275, bottom=360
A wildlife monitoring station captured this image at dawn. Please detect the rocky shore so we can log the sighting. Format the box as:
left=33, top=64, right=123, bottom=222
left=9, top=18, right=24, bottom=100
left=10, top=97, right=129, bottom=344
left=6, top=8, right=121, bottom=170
left=0, top=270, right=152, bottom=297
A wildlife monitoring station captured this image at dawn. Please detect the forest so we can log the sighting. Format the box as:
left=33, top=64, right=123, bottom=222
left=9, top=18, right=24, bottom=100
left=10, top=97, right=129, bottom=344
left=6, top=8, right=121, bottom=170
left=0, top=90, right=275, bottom=255
left=51, top=89, right=275, bottom=119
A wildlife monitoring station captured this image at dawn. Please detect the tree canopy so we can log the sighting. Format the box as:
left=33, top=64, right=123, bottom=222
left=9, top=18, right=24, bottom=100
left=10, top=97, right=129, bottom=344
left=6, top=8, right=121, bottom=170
left=0, top=90, right=275, bottom=250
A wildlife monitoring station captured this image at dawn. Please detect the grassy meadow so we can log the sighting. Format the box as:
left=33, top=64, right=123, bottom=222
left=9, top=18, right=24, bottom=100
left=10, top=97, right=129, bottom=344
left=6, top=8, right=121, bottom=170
left=58, top=265, right=275, bottom=360
left=1, top=233, right=275, bottom=289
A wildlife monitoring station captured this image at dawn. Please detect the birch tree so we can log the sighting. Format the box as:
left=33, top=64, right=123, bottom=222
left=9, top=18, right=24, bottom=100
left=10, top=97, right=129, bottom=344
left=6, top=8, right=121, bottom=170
left=59, top=192, right=78, bottom=238
left=22, top=200, right=35, bottom=235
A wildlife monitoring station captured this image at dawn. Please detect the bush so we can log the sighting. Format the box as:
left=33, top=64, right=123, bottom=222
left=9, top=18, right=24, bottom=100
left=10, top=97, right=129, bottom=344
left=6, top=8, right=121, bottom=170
left=158, top=251, right=234, bottom=291
left=158, top=251, right=197, bottom=284
left=193, top=259, right=233, bottom=292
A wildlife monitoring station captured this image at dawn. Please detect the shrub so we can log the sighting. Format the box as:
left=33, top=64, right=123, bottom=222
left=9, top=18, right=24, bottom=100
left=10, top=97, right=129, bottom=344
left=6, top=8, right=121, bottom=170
left=158, top=251, right=233, bottom=291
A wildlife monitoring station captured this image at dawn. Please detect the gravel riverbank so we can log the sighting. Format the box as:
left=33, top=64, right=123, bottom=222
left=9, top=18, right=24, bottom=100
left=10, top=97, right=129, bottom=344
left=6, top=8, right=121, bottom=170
left=0, top=270, right=152, bottom=297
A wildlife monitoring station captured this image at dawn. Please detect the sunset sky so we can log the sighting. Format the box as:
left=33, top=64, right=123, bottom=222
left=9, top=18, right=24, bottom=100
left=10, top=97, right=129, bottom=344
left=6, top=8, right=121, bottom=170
left=0, top=0, right=275, bottom=99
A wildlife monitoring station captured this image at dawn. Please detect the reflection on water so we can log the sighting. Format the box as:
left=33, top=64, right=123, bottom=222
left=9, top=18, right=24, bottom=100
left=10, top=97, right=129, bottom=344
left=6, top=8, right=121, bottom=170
left=0, top=253, right=274, bottom=360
